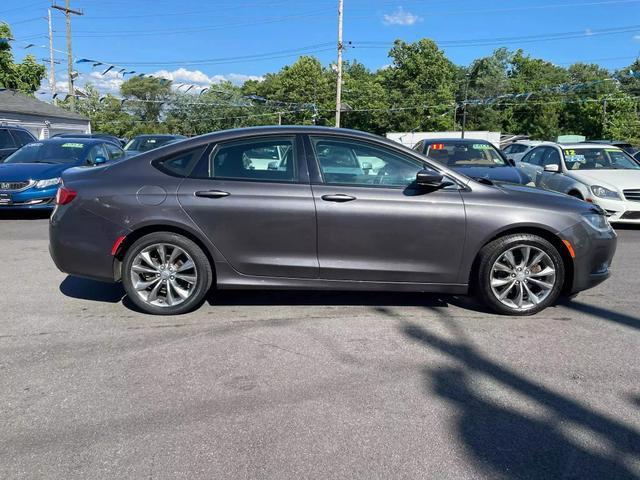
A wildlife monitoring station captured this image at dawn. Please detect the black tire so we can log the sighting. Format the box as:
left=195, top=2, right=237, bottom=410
left=122, top=232, right=213, bottom=315
left=476, top=234, right=565, bottom=316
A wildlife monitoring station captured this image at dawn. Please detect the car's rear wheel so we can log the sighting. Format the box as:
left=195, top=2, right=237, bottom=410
left=476, top=234, right=565, bottom=315
left=122, top=232, right=212, bottom=315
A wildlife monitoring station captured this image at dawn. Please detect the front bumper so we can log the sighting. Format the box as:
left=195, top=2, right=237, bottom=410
left=561, top=221, right=617, bottom=294
left=592, top=197, right=640, bottom=224
left=0, top=186, right=57, bottom=209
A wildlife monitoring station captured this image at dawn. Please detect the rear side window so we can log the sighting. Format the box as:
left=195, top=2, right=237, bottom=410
left=190, top=137, right=296, bottom=182
left=12, top=129, right=35, bottom=146
left=0, top=130, right=16, bottom=148
left=153, top=147, right=207, bottom=177
left=105, top=143, right=125, bottom=160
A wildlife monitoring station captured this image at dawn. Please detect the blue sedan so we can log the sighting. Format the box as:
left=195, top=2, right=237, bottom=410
left=0, top=137, right=125, bottom=209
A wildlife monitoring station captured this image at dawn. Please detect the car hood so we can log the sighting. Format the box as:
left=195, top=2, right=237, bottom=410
left=453, top=165, right=530, bottom=185
left=567, top=169, right=640, bottom=190
left=0, top=162, right=76, bottom=181
left=492, top=182, right=599, bottom=215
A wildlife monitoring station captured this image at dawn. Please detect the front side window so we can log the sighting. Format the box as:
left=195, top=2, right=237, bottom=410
left=12, top=129, right=35, bottom=146
left=311, top=136, right=425, bottom=187
left=0, top=129, right=16, bottom=149
left=563, top=147, right=640, bottom=171
left=542, top=148, right=561, bottom=167
left=105, top=143, right=125, bottom=160
left=191, top=137, right=296, bottom=182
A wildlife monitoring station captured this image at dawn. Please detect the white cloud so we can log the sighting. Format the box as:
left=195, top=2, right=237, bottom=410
left=152, top=68, right=264, bottom=87
left=633, top=34, right=640, bottom=41
left=382, top=7, right=422, bottom=26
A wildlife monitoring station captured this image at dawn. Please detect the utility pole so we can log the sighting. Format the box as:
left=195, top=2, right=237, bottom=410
left=47, top=9, right=56, bottom=103
left=334, top=0, right=344, bottom=128
left=52, top=0, right=83, bottom=111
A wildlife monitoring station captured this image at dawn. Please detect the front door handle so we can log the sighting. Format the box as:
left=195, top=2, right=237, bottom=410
left=195, top=190, right=230, bottom=199
left=321, top=194, right=356, bottom=203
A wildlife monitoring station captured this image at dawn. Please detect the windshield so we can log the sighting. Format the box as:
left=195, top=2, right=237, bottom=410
left=3, top=142, right=90, bottom=164
left=125, top=137, right=173, bottom=152
left=563, top=147, right=640, bottom=170
left=426, top=142, right=507, bottom=167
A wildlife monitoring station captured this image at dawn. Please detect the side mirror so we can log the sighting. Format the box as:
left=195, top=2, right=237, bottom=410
left=416, top=169, right=444, bottom=187
left=267, top=161, right=279, bottom=170
left=543, top=164, right=560, bottom=173
left=93, top=156, right=107, bottom=166
left=507, top=158, right=516, bottom=166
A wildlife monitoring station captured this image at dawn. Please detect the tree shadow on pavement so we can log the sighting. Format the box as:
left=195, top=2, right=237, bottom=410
left=59, top=275, right=125, bottom=303
left=392, top=312, right=640, bottom=479
left=558, top=298, right=640, bottom=331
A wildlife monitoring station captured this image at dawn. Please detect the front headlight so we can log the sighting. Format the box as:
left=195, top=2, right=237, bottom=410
left=583, top=212, right=611, bottom=232
left=34, top=177, right=61, bottom=189
left=590, top=185, right=621, bottom=200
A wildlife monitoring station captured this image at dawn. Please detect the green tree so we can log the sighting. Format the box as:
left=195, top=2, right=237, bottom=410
left=0, top=23, right=46, bottom=93
left=382, top=39, right=457, bottom=132
left=120, top=76, right=173, bottom=123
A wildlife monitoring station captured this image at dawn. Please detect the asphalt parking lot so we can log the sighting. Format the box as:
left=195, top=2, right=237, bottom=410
left=1, top=212, right=639, bottom=480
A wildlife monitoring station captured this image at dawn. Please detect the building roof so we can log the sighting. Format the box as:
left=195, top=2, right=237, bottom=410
left=0, top=89, right=88, bottom=122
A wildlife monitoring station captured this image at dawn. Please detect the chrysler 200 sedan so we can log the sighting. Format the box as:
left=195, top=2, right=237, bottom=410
left=49, top=126, right=616, bottom=316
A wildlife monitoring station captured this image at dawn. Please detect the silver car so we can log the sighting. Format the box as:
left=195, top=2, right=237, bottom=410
left=518, top=143, right=640, bottom=223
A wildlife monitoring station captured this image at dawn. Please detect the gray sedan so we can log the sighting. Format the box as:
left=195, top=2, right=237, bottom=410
left=49, top=126, right=616, bottom=316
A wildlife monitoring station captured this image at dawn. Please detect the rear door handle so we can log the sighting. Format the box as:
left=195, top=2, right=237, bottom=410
left=321, top=194, right=356, bottom=203
left=195, top=190, right=230, bottom=199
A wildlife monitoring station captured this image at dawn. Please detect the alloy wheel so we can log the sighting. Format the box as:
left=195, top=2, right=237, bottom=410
left=129, top=243, right=198, bottom=308
left=489, top=244, right=556, bottom=312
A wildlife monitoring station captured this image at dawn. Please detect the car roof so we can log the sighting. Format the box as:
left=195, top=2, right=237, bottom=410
left=35, top=137, right=106, bottom=145
left=133, top=134, right=186, bottom=139
left=0, top=124, right=33, bottom=132
left=509, top=140, right=544, bottom=145
left=422, top=138, right=493, bottom=145
left=558, top=142, right=623, bottom=148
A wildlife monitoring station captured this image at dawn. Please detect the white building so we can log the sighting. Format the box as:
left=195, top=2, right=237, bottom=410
left=0, top=89, right=90, bottom=139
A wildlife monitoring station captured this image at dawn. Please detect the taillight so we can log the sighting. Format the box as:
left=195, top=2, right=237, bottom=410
left=56, top=186, right=77, bottom=205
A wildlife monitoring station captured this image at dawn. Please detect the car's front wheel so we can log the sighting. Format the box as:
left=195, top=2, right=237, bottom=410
left=476, top=234, right=565, bottom=315
left=122, top=232, right=212, bottom=315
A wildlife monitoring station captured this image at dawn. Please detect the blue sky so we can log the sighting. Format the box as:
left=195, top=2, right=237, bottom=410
left=2, top=0, right=640, bottom=95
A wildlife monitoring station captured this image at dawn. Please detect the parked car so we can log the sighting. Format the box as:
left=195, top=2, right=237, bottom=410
left=52, top=132, right=123, bottom=147
left=0, top=138, right=124, bottom=209
left=583, top=140, right=638, bottom=156
left=124, top=134, right=187, bottom=156
left=502, top=140, right=545, bottom=164
left=518, top=143, right=640, bottom=223
left=413, top=138, right=532, bottom=185
left=50, top=126, right=616, bottom=316
left=0, top=125, right=37, bottom=162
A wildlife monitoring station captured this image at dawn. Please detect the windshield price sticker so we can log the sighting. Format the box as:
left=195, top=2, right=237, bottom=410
left=61, top=143, right=84, bottom=148
left=472, top=144, right=492, bottom=150
left=565, top=154, right=586, bottom=163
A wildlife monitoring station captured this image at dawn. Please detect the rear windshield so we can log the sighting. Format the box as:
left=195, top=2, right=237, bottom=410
left=3, top=142, right=90, bottom=164
left=563, top=148, right=640, bottom=170
left=125, top=137, right=175, bottom=152
left=426, top=142, right=507, bottom=167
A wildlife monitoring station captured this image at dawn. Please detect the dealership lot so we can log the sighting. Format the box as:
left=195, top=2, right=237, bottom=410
left=1, top=214, right=640, bottom=479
